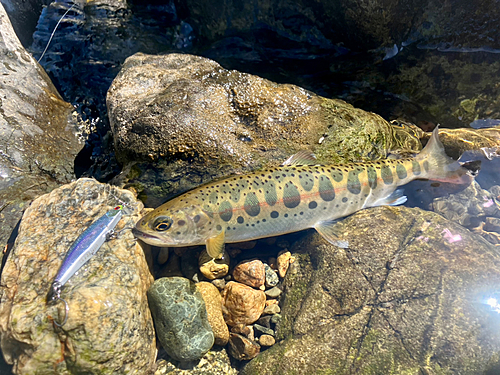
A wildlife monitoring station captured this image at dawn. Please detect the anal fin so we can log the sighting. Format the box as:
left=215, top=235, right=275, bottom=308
left=372, top=188, right=407, bottom=207
left=314, top=219, right=349, bottom=248
left=206, top=229, right=225, bottom=259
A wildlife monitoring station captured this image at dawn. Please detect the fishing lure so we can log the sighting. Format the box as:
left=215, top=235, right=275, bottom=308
left=47, top=205, right=123, bottom=326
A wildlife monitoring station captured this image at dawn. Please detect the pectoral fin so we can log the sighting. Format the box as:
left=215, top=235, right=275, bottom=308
left=314, top=219, right=349, bottom=248
left=206, top=229, right=225, bottom=259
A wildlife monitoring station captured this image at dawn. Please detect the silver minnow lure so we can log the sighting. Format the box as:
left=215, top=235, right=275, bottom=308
left=47, top=205, right=123, bottom=305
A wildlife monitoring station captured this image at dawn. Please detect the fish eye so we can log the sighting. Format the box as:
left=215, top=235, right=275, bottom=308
left=153, top=216, right=173, bottom=231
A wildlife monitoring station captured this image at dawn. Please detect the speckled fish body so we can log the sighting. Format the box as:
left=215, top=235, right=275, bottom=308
left=133, top=128, right=470, bottom=258
left=47, top=206, right=123, bottom=303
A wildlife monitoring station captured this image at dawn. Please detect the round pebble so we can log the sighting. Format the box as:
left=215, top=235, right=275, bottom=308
left=265, top=286, right=282, bottom=298
left=264, top=263, right=279, bottom=287
left=277, top=250, right=292, bottom=278
left=222, top=281, right=266, bottom=326
left=259, top=334, right=276, bottom=347
left=263, top=304, right=281, bottom=315
left=199, top=249, right=230, bottom=280
left=233, top=259, right=265, bottom=288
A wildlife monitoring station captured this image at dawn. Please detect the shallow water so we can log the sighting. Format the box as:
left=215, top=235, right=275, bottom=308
left=3, top=0, right=500, bottom=372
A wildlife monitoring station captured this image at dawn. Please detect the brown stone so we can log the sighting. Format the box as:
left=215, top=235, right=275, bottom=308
left=222, top=282, right=266, bottom=326
left=277, top=250, right=292, bottom=278
left=259, top=335, right=276, bottom=347
left=199, top=249, right=230, bottom=280
left=233, top=259, right=265, bottom=288
left=195, top=282, right=230, bottom=346
left=228, top=333, right=260, bottom=361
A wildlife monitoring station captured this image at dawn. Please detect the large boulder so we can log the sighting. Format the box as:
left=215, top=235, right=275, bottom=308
left=0, top=178, right=156, bottom=374
left=0, top=2, right=83, bottom=262
left=242, top=206, right=500, bottom=374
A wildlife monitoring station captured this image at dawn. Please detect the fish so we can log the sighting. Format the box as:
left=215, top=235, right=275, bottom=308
left=47, top=205, right=123, bottom=305
left=133, top=127, right=472, bottom=259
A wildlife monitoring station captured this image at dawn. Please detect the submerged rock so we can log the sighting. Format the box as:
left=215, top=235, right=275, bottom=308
left=0, top=178, right=155, bottom=374
left=153, top=348, right=237, bottom=375
left=196, top=282, right=229, bottom=346
left=242, top=206, right=500, bottom=374
left=222, top=281, right=266, bottom=326
left=233, top=259, right=265, bottom=289
left=147, top=277, right=214, bottom=361
left=0, top=2, right=83, bottom=262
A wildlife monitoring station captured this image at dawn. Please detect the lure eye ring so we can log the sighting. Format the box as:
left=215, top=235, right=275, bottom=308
left=153, top=217, right=173, bottom=232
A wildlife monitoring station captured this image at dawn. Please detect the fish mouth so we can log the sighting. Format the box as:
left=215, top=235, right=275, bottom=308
left=132, top=227, right=163, bottom=244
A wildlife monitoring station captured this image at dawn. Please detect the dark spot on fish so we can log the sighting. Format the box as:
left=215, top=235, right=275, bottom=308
left=237, top=216, right=244, bottom=224
left=309, top=201, right=317, bottom=209
left=244, top=192, right=261, bottom=217
left=367, top=166, right=377, bottom=190
left=347, top=169, right=361, bottom=195
left=178, top=220, right=186, bottom=226
left=412, top=160, right=421, bottom=175
left=381, top=165, right=393, bottom=185
left=216, top=225, right=222, bottom=231
left=423, top=160, right=430, bottom=173
left=270, top=211, right=279, bottom=219
left=284, top=213, right=288, bottom=218
left=319, top=175, right=335, bottom=201
left=219, top=201, right=233, bottom=222
left=396, top=163, right=407, bottom=179
left=283, top=182, right=301, bottom=208
left=342, top=197, right=348, bottom=203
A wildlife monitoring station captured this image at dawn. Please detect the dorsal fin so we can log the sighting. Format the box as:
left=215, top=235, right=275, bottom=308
left=282, top=150, right=317, bottom=166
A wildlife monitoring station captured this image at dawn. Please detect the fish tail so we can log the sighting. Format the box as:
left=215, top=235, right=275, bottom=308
left=416, top=127, right=471, bottom=184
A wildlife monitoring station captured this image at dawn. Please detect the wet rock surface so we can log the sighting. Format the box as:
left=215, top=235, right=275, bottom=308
left=0, top=178, right=155, bottom=374
left=195, top=282, right=229, bottom=346
left=0, top=2, right=83, bottom=261
left=147, top=277, right=214, bottom=361
left=153, top=348, right=237, bottom=375
left=233, top=259, right=265, bottom=289
left=222, top=281, right=266, bottom=327
left=242, top=206, right=500, bottom=374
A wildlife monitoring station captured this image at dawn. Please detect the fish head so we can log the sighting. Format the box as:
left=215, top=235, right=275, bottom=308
left=133, top=203, right=211, bottom=247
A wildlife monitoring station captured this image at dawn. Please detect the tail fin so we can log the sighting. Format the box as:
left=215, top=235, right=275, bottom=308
left=416, top=127, right=472, bottom=184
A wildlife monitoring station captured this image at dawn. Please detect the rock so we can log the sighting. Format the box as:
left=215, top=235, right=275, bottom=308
left=263, top=304, right=281, bottom=315
left=265, top=287, right=282, bottom=299
left=199, top=249, right=230, bottom=280
left=147, top=277, right=214, bottom=361
left=196, top=282, right=230, bottom=346
left=431, top=180, right=500, bottom=246
left=157, top=247, right=169, bottom=264
left=211, top=278, right=226, bottom=291
left=242, top=206, right=500, bottom=374
left=153, top=348, right=238, bottom=375
left=228, top=333, right=260, bottom=361
left=0, top=2, right=83, bottom=261
left=0, top=178, right=155, bottom=374
left=257, top=315, right=272, bottom=329
left=231, top=324, right=255, bottom=341
left=265, top=299, right=279, bottom=307
left=270, top=314, right=282, bottom=325
left=258, top=335, right=276, bottom=347
left=222, top=281, right=266, bottom=326
left=233, top=259, right=265, bottom=289
left=277, top=251, right=292, bottom=278
left=264, top=264, right=279, bottom=288
left=253, top=324, right=274, bottom=337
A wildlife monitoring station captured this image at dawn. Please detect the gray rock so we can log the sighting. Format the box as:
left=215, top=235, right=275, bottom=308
left=0, top=2, right=83, bottom=262
left=242, top=206, right=500, bottom=374
left=264, top=286, right=282, bottom=299
left=0, top=178, right=156, bottom=374
left=257, top=315, right=272, bottom=329
left=253, top=324, right=274, bottom=337
left=270, top=314, right=282, bottom=325
left=264, top=264, right=279, bottom=288
left=147, top=277, right=214, bottom=361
